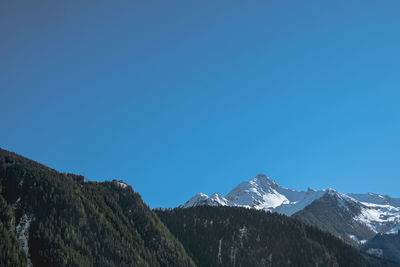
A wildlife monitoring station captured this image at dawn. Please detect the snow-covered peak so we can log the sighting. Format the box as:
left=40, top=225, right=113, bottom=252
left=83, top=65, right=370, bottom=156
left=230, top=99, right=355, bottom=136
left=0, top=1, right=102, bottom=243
left=181, top=192, right=229, bottom=208
left=322, top=189, right=361, bottom=210
left=325, top=188, right=340, bottom=195
left=226, top=174, right=288, bottom=209
left=181, top=193, right=209, bottom=208
left=193, top=193, right=208, bottom=199
left=252, top=174, right=279, bottom=188
left=183, top=174, right=330, bottom=214
left=180, top=174, right=400, bottom=237
left=348, top=193, right=400, bottom=207
left=325, top=188, right=352, bottom=200
left=209, top=193, right=230, bottom=206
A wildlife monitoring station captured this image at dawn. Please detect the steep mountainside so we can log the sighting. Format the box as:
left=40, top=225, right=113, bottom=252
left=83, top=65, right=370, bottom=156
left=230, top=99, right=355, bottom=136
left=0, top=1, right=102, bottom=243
left=0, top=192, right=27, bottom=266
left=292, top=192, right=377, bottom=245
left=0, top=148, right=194, bottom=267
left=156, top=206, right=395, bottom=267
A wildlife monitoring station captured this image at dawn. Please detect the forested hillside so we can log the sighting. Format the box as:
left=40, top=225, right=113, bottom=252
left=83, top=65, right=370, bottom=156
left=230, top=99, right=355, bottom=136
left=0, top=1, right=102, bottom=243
left=0, top=148, right=194, bottom=267
left=1, top=147, right=398, bottom=267
left=156, top=206, right=396, bottom=267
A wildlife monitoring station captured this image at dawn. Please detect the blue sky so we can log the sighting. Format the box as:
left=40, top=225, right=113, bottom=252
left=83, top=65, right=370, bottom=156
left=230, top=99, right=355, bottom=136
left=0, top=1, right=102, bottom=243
left=1, top=1, right=399, bottom=208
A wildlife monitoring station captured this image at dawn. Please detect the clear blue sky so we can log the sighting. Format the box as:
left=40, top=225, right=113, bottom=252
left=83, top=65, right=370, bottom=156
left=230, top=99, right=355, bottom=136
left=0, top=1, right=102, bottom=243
left=1, top=1, right=399, bottom=208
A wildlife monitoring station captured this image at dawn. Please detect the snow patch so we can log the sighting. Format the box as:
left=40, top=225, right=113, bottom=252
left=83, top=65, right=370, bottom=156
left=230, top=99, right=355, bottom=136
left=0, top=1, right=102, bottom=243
left=217, top=239, right=222, bottom=264
left=360, top=240, right=367, bottom=245
left=386, top=225, right=400, bottom=235
left=16, top=213, right=33, bottom=267
left=229, top=246, right=237, bottom=266
left=117, top=181, right=128, bottom=189
left=274, top=190, right=325, bottom=216
left=349, top=193, right=400, bottom=207
left=348, top=234, right=367, bottom=245
left=355, top=202, right=400, bottom=233
left=366, top=248, right=383, bottom=257
left=13, top=197, right=21, bottom=211
left=210, top=193, right=230, bottom=206
left=239, top=226, right=247, bottom=240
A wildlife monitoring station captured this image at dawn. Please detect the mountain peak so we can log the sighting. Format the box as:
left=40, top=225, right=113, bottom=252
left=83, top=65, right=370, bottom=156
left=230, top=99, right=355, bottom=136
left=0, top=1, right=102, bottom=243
left=181, top=174, right=400, bottom=248
left=326, top=188, right=337, bottom=194
left=181, top=192, right=230, bottom=208
left=252, top=174, right=278, bottom=187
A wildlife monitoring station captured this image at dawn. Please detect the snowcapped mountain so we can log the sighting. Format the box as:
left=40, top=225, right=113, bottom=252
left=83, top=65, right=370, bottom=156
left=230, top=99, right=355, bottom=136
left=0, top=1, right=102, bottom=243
left=348, top=193, right=400, bottom=207
left=354, top=200, right=400, bottom=234
left=293, top=189, right=377, bottom=244
left=181, top=174, right=400, bottom=245
left=182, top=192, right=230, bottom=207
left=225, top=174, right=288, bottom=209
left=183, top=174, right=331, bottom=216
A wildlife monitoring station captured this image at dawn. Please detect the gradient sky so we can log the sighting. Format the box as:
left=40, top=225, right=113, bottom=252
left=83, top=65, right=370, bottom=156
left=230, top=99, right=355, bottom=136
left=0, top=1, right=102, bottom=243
left=1, top=1, right=400, bottom=208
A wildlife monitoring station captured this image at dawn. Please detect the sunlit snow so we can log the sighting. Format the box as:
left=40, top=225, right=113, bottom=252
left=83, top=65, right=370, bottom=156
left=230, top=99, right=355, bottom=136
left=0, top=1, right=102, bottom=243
left=182, top=174, right=400, bottom=235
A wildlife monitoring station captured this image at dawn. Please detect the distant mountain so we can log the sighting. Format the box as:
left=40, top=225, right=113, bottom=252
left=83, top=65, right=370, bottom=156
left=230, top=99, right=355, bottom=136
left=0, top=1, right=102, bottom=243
left=183, top=192, right=230, bottom=207
left=292, top=191, right=376, bottom=244
left=0, top=148, right=194, bottom=267
left=156, top=206, right=395, bottom=267
left=182, top=174, right=327, bottom=216
left=182, top=174, right=400, bottom=255
left=348, top=193, right=400, bottom=207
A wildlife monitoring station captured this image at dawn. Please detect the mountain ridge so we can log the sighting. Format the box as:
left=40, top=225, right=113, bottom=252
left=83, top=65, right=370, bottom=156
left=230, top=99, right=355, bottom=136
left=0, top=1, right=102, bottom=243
left=1, top=148, right=398, bottom=266
left=0, top=148, right=195, bottom=266
left=182, top=174, right=400, bottom=248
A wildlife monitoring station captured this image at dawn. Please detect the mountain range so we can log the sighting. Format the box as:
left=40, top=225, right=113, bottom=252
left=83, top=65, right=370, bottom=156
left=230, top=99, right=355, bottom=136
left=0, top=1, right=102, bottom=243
left=0, top=148, right=398, bottom=266
left=182, top=174, right=400, bottom=262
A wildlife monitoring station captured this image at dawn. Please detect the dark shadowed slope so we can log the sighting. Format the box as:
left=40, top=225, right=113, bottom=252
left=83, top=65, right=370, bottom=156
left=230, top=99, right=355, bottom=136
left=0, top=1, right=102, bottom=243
left=156, top=206, right=396, bottom=267
left=292, top=192, right=376, bottom=245
left=0, top=148, right=194, bottom=267
left=362, top=232, right=400, bottom=264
